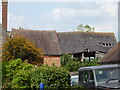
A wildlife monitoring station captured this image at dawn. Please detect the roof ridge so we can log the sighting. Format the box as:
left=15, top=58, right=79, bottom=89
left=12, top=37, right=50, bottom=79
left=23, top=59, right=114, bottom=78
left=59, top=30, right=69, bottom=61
left=58, top=31, right=114, bottom=35
left=12, top=28, right=56, bottom=32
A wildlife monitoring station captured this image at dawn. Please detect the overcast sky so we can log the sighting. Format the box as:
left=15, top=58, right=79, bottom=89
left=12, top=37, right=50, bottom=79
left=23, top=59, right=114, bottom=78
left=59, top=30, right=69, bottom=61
left=0, top=0, right=119, bottom=41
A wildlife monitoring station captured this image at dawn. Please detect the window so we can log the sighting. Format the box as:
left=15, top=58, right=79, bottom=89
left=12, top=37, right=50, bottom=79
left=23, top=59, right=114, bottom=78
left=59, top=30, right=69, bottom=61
left=79, top=71, right=84, bottom=83
left=106, top=43, right=108, bottom=46
left=99, top=43, right=113, bottom=47
left=79, top=70, right=94, bottom=83
left=109, top=44, right=112, bottom=46
left=95, top=68, right=120, bottom=83
left=84, top=41, right=87, bottom=44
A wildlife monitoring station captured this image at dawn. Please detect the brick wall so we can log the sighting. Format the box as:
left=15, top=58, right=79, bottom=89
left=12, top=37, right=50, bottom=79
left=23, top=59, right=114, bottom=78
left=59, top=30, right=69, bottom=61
left=44, top=56, right=61, bottom=67
left=2, top=1, right=8, bottom=31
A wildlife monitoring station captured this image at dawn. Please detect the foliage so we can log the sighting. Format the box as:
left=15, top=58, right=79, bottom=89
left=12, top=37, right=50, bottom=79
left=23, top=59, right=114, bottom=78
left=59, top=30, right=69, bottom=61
left=71, top=84, right=86, bottom=90
left=4, top=59, right=34, bottom=88
left=77, top=24, right=94, bottom=32
left=61, top=54, right=98, bottom=72
left=2, top=61, right=9, bottom=84
left=0, top=61, right=2, bottom=88
left=64, top=61, right=80, bottom=72
left=60, top=54, right=73, bottom=66
left=30, top=64, right=70, bottom=89
left=2, top=35, right=43, bottom=65
left=64, top=61, right=98, bottom=72
left=3, top=59, right=71, bottom=89
left=11, top=70, right=31, bottom=88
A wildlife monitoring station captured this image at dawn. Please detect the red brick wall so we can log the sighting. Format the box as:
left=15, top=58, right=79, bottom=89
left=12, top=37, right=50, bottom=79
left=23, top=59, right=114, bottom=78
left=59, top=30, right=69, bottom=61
left=44, top=56, right=60, bottom=67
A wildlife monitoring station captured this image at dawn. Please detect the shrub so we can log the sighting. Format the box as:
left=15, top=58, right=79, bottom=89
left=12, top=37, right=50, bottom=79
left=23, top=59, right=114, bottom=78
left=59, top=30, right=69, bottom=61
left=61, top=54, right=99, bottom=72
left=70, top=84, right=87, bottom=90
left=64, top=61, right=80, bottom=72
left=2, top=35, right=43, bottom=65
left=4, top=59, right=34, bottom=88
left=11, top=70, right=31, bottom=88
left=2, top=61, right=9, bottom=84
left=4, top=59, right=71, bottom=89
left=30, top=65, right=70, bottom=89
left=0, top=61, right=2, bottom=88
left=60, top=54, right=73, bottom=66
left=64, top=61, right=98, bottom=72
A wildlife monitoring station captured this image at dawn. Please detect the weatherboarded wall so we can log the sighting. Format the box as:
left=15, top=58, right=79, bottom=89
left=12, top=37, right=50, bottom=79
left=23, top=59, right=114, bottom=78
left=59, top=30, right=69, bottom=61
left=44, top=56, right=60, bottom=67
left=0, top=24, right=7, bottom=89
left=0, top=27, right=2, bottom=58
left=0, top=25, right=5, bottom=59
left=0, top=24, right=7, bottom=62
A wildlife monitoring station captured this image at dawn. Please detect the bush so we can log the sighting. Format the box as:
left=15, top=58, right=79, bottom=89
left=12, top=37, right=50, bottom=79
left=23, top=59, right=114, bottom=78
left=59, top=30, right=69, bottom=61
left=30, top=65, right=70, bottom=89
left=4, top=59, right=34, bottom=88
left=61, top=54, right=99, bottom=72
left=3, top=59, right=71, bottom=89
left=2, top=35, right=43, bottom=65
left=2, top=61, right=9, bottom=84
left=0, top=61, right=2, bottom=88
left=64, top=61, right=80, bottom=72
left=60, top=54, right=73, bottom=66
left=11, top=70, right=31, bottom=88
left=64, top=61, right=98, bottom=72
left=70, top=84, right=87, bottom=90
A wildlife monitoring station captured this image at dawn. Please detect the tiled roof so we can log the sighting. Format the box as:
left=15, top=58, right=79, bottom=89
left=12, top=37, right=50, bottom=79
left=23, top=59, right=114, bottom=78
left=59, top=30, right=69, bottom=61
left=58, top=32, right=117, bottom=54
left=11, top=29, right=117, bottom=55
left=12, top=29, right=61, bottom=55
left=100, top=42, right=120, bottom=64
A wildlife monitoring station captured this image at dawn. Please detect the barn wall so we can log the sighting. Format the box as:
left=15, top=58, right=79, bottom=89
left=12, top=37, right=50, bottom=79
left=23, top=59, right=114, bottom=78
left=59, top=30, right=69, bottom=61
left=43, top=56, right=61, bottom=67
left=0, top=25, right=7, bottom=60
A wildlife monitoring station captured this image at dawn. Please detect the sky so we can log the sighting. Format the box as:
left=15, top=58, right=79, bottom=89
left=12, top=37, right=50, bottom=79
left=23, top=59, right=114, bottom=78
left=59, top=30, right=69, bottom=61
left=0, top=0, right=119, bottom=41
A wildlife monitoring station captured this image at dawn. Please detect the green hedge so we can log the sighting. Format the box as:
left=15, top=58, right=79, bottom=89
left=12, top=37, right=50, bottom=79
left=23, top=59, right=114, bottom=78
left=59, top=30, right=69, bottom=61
left=3, top=59, right=34, bottom=88
left=30, top=65, right=70, bottom=89
left=3, top=59, right=71, bottom=89
left=64, top=61, right=98, bottom=72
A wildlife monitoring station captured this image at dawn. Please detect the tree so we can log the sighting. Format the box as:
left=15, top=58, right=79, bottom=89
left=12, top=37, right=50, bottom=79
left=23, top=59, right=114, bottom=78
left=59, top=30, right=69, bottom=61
left=2, top=35, right=43, bottom=65
left=77, top=24, right=94, bottom=32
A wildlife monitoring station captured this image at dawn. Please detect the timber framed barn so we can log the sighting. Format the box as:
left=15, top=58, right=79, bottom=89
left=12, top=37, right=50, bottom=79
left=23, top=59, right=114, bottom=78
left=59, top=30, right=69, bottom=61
left=11, top=29, right=117, bottom=67
left=0, top=24, right=7, bottom=60
left=100, top=42, right=120, bottom=64
left=0, top=0, right=118, bottom=66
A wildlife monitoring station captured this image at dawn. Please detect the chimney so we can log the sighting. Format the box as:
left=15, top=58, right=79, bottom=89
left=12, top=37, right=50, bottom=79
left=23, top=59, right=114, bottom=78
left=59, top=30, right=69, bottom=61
left=2, top=0, right=8, bottom=31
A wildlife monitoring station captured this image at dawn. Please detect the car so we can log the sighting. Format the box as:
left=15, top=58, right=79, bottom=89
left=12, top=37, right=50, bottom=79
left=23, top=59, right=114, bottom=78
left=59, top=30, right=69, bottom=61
left=70, top=75, right=78, bottom=86
left=78, top=64, right=120, bottom=90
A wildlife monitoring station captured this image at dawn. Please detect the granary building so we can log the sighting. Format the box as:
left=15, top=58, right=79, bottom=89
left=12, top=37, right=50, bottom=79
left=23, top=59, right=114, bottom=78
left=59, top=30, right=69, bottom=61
left=11, top=29, right=117, bottom=67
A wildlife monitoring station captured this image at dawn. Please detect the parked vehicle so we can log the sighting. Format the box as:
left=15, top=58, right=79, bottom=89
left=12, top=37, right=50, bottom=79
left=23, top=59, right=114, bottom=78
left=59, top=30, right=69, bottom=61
left=78, top=64, right=120, bottom=90
left=70, top=75, right=78, bottom=86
